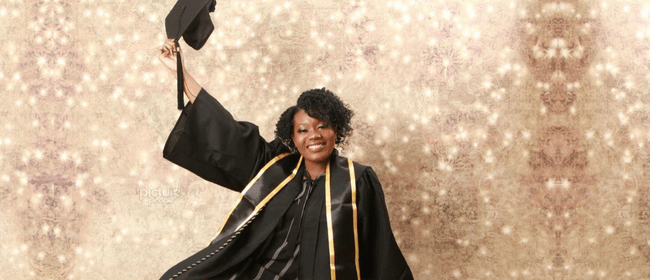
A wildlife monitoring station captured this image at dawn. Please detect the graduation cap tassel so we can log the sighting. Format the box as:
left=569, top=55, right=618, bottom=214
left=165, top=0, right=217, bottom=109
left=176, top=40, right=184, bottom=110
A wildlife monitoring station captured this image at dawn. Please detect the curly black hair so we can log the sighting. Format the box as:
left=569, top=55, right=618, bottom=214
left=275, top=88, right=354, bottom=153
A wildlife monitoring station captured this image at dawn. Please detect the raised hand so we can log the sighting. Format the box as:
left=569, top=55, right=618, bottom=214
left=158, top=38, right=183, bottom=76
left=157, top=38, right=201, bottom=103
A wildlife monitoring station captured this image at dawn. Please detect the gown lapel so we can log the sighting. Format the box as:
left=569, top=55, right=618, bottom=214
left=299, top=177, right=325, bottom=278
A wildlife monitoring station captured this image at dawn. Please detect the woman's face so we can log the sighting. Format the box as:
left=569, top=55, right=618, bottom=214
left=291, top=109, right=337, bottom=169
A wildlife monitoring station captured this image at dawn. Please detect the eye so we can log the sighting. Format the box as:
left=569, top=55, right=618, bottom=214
left=297, top=129, right=307, bottom=133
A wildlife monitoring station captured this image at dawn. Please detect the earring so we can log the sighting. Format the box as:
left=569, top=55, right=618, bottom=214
left=282, top=139, right=298, bottom=154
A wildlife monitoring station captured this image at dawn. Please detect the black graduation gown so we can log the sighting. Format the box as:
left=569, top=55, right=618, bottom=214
left=160, top=88, right=414, bottom=280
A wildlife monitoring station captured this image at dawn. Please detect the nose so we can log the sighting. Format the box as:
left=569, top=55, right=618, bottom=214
left=309, top=130, right=322, bottom=140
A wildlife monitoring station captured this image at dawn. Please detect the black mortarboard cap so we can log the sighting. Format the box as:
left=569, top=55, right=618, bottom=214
left=165, top=0, right=217, bottom=109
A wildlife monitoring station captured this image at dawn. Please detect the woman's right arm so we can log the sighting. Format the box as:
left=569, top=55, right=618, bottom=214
left=158, top=40, right=288, bottom=192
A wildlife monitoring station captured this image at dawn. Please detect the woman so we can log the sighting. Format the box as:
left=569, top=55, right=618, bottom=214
left=157, top=39, right=413, bottom=280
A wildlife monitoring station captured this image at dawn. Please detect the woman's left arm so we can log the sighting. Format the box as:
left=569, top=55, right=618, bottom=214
left=357, top=167, right=415, bottom=280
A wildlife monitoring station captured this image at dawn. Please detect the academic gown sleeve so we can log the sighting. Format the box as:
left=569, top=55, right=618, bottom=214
left=357, top=167, right=414, bottom=280
left=163, top=88, right=288, bottom=192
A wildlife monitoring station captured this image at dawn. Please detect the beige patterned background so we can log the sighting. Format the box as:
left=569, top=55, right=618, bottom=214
left=2, top=0, right=650, bottom=279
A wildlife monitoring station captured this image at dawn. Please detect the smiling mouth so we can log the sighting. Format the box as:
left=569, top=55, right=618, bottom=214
left=307, top=144, right=325, bottom=151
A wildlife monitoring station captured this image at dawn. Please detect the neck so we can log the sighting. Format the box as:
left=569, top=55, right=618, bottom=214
left=304, top=161, right=327, bottom=180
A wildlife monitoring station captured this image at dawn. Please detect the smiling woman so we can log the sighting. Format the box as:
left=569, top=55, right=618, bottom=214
left=157, top=39, right=413, bottom=280
left=274, top=88, right=354, bottom=180
left=290, top=108, right=338, bottom=178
